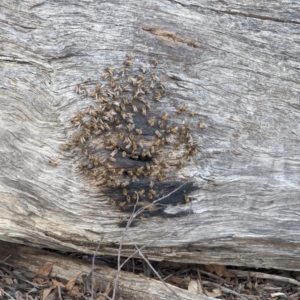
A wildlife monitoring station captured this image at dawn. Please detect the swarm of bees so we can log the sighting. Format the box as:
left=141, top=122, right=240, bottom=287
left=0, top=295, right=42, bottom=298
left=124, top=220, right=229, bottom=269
left=62, top=53, right=201, bottom=225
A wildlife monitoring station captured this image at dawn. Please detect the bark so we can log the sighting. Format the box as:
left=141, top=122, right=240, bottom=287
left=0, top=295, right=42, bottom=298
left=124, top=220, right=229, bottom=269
left=1, top=0, right=300, bottom=271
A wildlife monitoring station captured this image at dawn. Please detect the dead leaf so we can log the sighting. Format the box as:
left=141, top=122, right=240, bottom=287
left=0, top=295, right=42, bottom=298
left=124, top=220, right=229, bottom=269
left=52, top=279, right=65, bottom=288
left=188, top=279, right=203, bottom=295
left=44, top=289, right=58, bottom=300
left=42, top=287, right=55, bottom=300
left=204, top=287, right=222, bottom=298
left=69, top=286, right=83, bottom=297
left=33, top=277, right=44, bottom=285
left=166, top=275, right=182, bottom=286
left=205, top=264, right=227, bottom=277
left=66, top=272, right=82, bottom=291
left=37, top=263, right=55, bottom=277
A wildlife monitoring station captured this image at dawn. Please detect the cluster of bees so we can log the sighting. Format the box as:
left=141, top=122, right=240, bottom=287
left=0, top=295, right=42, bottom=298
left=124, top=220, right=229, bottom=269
left=62, top=53, right=199, bottom=224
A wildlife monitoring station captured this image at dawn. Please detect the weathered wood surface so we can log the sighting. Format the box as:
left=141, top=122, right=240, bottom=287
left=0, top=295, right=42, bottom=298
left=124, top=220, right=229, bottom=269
left=1, top=0, right=300, bottom=271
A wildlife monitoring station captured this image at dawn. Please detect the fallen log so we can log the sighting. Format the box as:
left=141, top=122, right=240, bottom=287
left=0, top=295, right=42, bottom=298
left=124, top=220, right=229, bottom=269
left=1, top=0, right=300, bottom=271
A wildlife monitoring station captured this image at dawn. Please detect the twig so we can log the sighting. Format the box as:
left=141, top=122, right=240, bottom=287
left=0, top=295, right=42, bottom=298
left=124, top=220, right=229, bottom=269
left=0, top=255, right=11, bottom=263
left=0, top=289, right=16, bottom=300
left=202, top=280, right=250, bottom=300
left=228, top=270, right=300, bottom=287
left=197, top=268, right=227, bottom=284
left=111, top=195, right=141, bottom=300
left=110, top=179, right=195, bottom=299
left=91, top=239, right=103, bottom=299
left=125, top=232, right=181, bottom=300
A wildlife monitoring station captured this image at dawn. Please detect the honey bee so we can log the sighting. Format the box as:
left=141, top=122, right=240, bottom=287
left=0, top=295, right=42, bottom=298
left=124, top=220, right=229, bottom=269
left=141, top=101, right=149, bottom=109
left=148, top=118, right=155, bottom=127
left=199, top=121, right=206, bottom=129
left=137, top=96, right=144, bottom=103
left=82, top=87, right=88, bottom=96
left=138, top=189, right=145, bottom=196
left=106, top=67, right=114, bottom=75
left=127, top=170, right=134, bottom=176
left=91, top=169, right=99, bottom=177
left=148, top=189, right=156, bottom=196
left=122, top=151, right=127, bottom=157
left=136, top=166, right=144, bottom=176
left=161, top=113, right=169, bottom=120
left=142, top=86, right=150, bottom=94
left=165, top=136, right=172, bottom=144
left=108, top=140, right=118, bottom=147
left=103, top=123, right=110, bottom=130
left=119, top=201, right=127, bottom=208
left=75, top=84, right=81, bottom=94
left=110, top=148, right=118, bottom=157
left=108, top=157, right=116, bottom=165
left=176, top=160, right=183, bottom=169
left=126, top=195, right=131, bottom=203
left=136, top=129, right=143, bottom=135
left=154, top=91, right=162, bottom=102
left=151, top=59, right=158, bottom=66
left=145, top=162, right=151, bottom=171
left=154, top=139, right=162, bottom=147
left=157, top=173, right=164, bottom=181
left=139, top=65, right=146, bottom=73
left=151, top=73, right=159, bottom=81
left=176, top=104, right=188, bottom=114
left=115, top=124, right=123, bottom=130
left=141, top=149, right=148, bottom=158
left=77, top=164, right=85, bottom=171
left=117, top=168, right=125, bottom=175
left=158, top=120, right=165, bottom=129
left=152, top=158, right=159, bottom=165
left=136, top=79, right=143, bottom=87
left=110, top=79, right=116, bottom=89
left=125, top=59, right=133, bottom=66
left=157, top=83, right=165, bottom=90
left=189, top=111, right=195, bottom=117
left=149, top=180, right=154, bottom=188
left=103, top=72, right=110, bottom=79
left=184, top=195, right=190, bottom=203
left=186, top=134, right=193, bottom=145
left=123, top=188, right=128, bottom=196
left=121, top=111, right=127, bottom=120
left=161, top=162, right=169, bottom=169
left=132, top=104, right=138, bottom=112
left=141, top=106, right=147, bottom=116
left=113, top=91, right=119, bottom=100
left=148, top=193, right=153, bottom=200
left=119, top=67, right=126, bottom=76
left=60, top=144, right=70, bottom=151
left=155, top=130, right=162, bottom=138
left=121, top=181, right=130, bottom=187
left=132, top=175, right=137, bottom=182
left=109, top=199, right=116, bottom=206
left=170, top=126, right=179, bottom=134
left=122, top=84, right=130, bottom=92
left=48, top=159, right=57, bottom=166
left=79, top=135, right=86, bottom=144
left=127, top=124, right=134, bottom=132
left=76, top=110, right=84, bottom=118
left=127, top=52, right=134, bottom=60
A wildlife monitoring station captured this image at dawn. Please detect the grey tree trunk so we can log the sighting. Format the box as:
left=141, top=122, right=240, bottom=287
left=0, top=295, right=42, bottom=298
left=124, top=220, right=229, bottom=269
left=1, top=0, right=300, bottom=271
